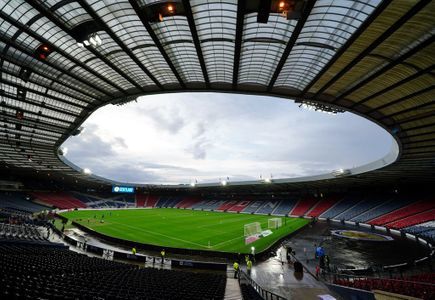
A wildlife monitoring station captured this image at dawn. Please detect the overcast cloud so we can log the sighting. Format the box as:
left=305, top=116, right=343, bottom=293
left=63, top=93, right=393, bottom=184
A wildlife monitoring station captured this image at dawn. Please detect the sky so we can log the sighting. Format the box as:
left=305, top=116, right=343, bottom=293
left=62, top=93, right=393, bottom=185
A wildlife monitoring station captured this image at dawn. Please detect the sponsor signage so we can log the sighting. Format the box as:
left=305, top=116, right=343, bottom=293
left=112, top=186, right=135, bottom=193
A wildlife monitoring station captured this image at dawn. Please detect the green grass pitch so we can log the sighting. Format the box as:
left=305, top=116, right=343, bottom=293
left=60, top=208, right=310, bottom=254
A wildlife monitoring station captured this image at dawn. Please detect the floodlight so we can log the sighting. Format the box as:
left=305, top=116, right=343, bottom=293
left=264, top=178, right=272, bottom=183
left=221, top=180, right=227, bottom=186
left=190, top=181, right=196, bottom=187
left=83, top=168, right=92, bottom=175
left=167, top=4, right=174, bottom=13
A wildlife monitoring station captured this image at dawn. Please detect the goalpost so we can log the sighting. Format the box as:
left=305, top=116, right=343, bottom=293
left=268, top=218, right=282, bottom=229
left=244, top=222, right=262, bottom=237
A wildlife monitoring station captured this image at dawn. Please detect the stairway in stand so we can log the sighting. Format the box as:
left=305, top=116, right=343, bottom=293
left=224, top=278, right=243, bottom=300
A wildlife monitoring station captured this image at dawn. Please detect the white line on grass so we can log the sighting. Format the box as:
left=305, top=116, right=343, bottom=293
left=107, top=219, right=207, bottom=248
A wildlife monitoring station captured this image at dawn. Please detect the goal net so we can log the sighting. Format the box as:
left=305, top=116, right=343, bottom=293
left=268, top=218, right=282, bottom=229
left=244, top=222, right=262, bottom=237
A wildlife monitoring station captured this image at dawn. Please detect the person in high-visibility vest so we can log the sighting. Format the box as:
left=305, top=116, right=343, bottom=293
left=160, top=249, right=165, bottom=264
left=247, top=259, right=252, bottom=275
left=233, top=261, right=239, bottom=279
left=132, top=247, right=136, bottom=255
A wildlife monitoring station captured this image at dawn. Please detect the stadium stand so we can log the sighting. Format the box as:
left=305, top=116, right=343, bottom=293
left=242, top=201, right=266, bottom=214
left=163, top=197, right=183, bottom=208
left=404, top=221, right=435, bottom=235
left=306, top=195, right=341, bottom=217
left=32, top=192, right=87, bottom=209
left=0, top=242, right=226, bottom=300
left=228, top=201, right=251, bottom=212
left=0, top=192, right=50, bottom=213
left=217, top=200, right=239, bottom=211
left=176, top=197, right=202, bottom=208
left=256, top=200, right=280, bottom=215
left=290, top=197, right=319, bottom=216
left=369, top=200, right=435, bottom=226
left=386, top=209, right=435, bottom=229
left=0, top=223, right=46, bottom=242
left=334, top=197, right=386, bottom=221
left=196, top=200, right=226, bottom=210
left=333, top=277, right=434, bottom=300
left=272, top=198, right=299, bottom=216
left=350, top=196, right=413, bottom=223
left=135, top=194, right=147, bottom=207
left=320, top=195, right=363, bottom=219
left=145, top=195, right=160, bottom=208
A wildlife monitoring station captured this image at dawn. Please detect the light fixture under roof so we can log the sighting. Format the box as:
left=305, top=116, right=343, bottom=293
left=297, top=100, right=345, bottom=115
left=71, top=21, right=103, bottom=48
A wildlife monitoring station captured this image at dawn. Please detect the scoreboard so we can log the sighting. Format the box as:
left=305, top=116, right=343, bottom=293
left=112, top=186, right=135, bottom=193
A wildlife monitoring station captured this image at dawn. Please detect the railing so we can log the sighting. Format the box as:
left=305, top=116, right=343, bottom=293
left=239, top=270, right=287, bottom=300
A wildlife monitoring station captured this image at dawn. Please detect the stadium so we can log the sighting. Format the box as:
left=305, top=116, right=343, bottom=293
left=0, top=0, right=434, bottom=299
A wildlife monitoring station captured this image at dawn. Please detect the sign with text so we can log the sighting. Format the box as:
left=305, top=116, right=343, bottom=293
left=112, top=186, right=135, bottom=193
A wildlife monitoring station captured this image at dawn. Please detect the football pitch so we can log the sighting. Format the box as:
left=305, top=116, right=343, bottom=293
left=60, top=208, right=310, bottom=254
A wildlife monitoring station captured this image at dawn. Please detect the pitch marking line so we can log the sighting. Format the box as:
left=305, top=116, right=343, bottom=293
left=107, top=219, right=207, bottom=248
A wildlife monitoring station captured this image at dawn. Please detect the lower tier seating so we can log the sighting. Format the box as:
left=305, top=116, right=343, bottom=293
left=333, top=277, right=434, bottom=300
left=0, top=242, right=226, bottom=300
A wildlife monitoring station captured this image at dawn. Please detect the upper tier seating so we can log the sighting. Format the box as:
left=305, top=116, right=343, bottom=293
left=306, top=196, right=341, bottom=217
left=290, top=197, right=319, bottom=216
left=272, top=199, right=298, bottom=216
left=386, top=209, right=435, bottom=229
left=0, top=192, right=50, bottom=213
left=320, top=195, right=363, bottom=219
left=256, top=200, right=280, bottom=214
left=0, top=242, right=226, bottom=300
left=335, top=197, right=386, bottom=221
left=32, top=192, right=87, bottom=209
left=369, top=200, right=435, bottom=226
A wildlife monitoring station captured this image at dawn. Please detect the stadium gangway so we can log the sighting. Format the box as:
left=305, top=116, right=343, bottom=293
left=239, top=270, right=286, bottom=300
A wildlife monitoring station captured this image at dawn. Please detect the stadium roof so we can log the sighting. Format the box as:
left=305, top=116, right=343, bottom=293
left=0, top=0, right=434, bottom=190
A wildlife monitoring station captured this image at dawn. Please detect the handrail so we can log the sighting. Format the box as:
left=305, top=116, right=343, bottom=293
left=239, top=270, right=287, bottom=300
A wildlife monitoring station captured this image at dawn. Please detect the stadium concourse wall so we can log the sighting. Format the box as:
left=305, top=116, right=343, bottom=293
left=54, top=207, right=310, bottom=260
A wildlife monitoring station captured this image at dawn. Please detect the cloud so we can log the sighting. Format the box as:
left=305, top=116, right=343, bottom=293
left=62, top=93, right=393, bottom=184
left=139, top=106, right=186, bottom=134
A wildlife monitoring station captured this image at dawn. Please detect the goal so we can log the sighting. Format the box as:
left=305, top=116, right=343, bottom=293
left=268, top=218, right=282, bottom=229
left=244, top=222, right=262, bottom=237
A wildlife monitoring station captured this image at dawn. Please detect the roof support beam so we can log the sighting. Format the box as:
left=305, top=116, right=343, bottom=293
left=379, top=101, right=435, bottom=122
left=267, top=0, right=316, bottom=92
left=313, top=0, right=430, bottom=98
left=0, top=35, right=104, bottom=102
left=76, top=0, right=163, bottom=90
left=337, top=35, right=435, bottom=100
left=128, top=0, right=185, bottom=88
left=232, top=0, right=245, bottom=90
left=0, top=72, right=89, bottom=109
left=301, top=0, right=392, bottom=96
left=26, top=0, right=145, bottom=94
left=349, top=66, right=434, bottom=109
left=182, top=0, right=209, bottom=88
left=0, top=10, right=126, bottom=96
left=365, top=86, right=434, bottom=115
